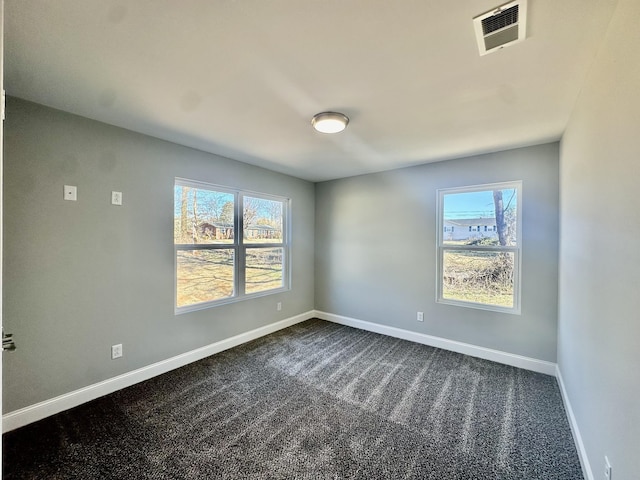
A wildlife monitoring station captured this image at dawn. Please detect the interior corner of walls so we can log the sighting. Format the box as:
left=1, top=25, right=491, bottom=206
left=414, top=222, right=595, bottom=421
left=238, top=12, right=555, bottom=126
left=314, top=311, right=557, bottom=376
left=3, top=98, right=318, bottom=428
left=555, top=366, right=594, bottom=480
left=2, top=310, right=316, bottom=433
left=314, top=145, right=560, bottom=369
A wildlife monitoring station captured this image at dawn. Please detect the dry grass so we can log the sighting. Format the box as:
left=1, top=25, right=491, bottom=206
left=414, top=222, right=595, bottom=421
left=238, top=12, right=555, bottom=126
left=176, top=249, right=282, bottom=307
left=443, top=251, right=514, bottom=307
left=176, top=250, right=234, bottom=307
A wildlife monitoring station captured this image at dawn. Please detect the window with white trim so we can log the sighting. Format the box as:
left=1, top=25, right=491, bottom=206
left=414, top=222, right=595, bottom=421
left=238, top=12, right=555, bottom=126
left=174, top=178, right=290, bottom=313
left=437, top=181, right=521, bottom=314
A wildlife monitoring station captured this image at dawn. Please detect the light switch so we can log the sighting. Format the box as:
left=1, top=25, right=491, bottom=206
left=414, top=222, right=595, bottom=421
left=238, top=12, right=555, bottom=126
left=111, top=191, right=123, bottom=206
left=64, top=185, right=77, bottom=201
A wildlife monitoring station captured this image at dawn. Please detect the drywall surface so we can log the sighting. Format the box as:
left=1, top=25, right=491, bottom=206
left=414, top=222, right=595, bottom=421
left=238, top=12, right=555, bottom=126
left=558, top=0, right=640, bottom=477
left=315, top=143, right=560, bottom=362
left=3, top=98, right=315, bottom=413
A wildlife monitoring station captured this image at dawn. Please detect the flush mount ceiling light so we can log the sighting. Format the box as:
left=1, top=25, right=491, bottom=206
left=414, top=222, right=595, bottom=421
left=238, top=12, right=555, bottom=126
left=311, top=111, right=349, bottom=134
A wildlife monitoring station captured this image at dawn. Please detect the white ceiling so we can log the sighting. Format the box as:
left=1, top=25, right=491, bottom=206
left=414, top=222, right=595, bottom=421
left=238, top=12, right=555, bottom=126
left=4, top=0, right=618, bottom=182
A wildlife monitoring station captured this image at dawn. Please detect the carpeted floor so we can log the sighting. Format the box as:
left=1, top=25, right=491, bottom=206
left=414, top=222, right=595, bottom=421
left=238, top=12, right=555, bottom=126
left=3, top=319, right=583, bottom=479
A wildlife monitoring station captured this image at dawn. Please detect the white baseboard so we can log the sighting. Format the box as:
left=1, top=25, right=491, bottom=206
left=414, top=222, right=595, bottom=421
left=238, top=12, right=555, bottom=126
left=3, top=310, right=559, bottom=433
left=556, top=366, right=592, bottom=480
left=313, top=310, right=557, bottom=376
left=2, top=311, right=314, bottom=433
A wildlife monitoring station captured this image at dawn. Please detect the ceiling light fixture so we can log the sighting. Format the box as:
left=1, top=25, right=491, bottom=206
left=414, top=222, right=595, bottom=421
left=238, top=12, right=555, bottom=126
left=311, top=111, right=349, bottom=134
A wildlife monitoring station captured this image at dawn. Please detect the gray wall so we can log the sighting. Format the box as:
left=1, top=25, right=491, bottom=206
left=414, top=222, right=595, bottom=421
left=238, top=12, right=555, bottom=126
left=558, top=0, right=640, bottom=477
left=3, top=98, right=315, bottom=413
left=315, top=143, right=560, bottom=362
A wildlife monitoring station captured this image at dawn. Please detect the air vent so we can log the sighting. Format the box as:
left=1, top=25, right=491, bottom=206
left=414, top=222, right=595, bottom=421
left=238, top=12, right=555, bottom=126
left=473, top=0, right=527, bottom=56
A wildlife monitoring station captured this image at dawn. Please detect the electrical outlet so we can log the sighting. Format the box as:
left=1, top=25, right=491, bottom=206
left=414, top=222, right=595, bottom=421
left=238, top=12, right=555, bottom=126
left=111, top=344, right=123, bottom=359
left=417, top=311, right=424, bottom=322
left=604, top=456, right=611, bottom=480
left=277, top=302, right=282, bottom=311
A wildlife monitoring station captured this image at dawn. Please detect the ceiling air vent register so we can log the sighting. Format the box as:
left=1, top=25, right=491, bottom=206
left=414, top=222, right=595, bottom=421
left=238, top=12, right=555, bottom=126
left=473, top=0, right=527, bottom=56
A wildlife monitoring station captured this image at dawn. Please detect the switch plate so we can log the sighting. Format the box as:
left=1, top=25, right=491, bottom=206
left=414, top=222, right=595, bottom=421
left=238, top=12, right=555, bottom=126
left=417, top=312, right=424, bottom=322
left=111, top=344, right=123, bottom=359
left=64, top=185, right=77, bottom=201
left=111, top=191, right=123, bottom=206
left=277, top=302, right=282, bottom=311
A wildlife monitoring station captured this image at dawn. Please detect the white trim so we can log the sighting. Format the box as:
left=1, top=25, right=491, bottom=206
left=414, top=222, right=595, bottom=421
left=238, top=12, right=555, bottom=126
left=556, top=365, right=592, bottom=480
left=2, top=311, right=314, bottom=433
left=174, top=178, right=291, bottom=315
left=436, top=181, right=523, bottom=315
left=313, top=310, right=556, bottom=376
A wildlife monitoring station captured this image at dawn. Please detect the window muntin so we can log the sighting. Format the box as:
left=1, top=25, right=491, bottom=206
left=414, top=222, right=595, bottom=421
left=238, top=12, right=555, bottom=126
left=174, top=179, right=289, bottom=313
left=437, top=181, right=521, bottom=314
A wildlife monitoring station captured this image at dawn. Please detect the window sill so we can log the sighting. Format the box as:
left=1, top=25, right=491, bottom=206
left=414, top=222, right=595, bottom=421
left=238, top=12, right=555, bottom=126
left=175, top=286, right=290, bottom=315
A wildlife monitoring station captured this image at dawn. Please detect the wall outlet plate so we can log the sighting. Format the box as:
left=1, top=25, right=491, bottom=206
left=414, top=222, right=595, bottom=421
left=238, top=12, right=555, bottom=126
left=111, top=344, right=123, bottom=359
left=111, top=191, right=123, bottom=206
left=417, top=311, right=424, bottom=322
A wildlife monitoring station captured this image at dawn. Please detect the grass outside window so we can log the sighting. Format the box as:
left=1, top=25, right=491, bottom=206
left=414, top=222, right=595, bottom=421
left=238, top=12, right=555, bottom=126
left=174, top=179, right=290, bottom=313
left=437, top=182, right=522, bottom=314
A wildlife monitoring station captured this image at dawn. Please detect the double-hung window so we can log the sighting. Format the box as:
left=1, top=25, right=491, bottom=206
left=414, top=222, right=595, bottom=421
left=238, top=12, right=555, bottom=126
left=174, top=178, right=290, bottom=313
left=437, top=181, right=522, bottom=314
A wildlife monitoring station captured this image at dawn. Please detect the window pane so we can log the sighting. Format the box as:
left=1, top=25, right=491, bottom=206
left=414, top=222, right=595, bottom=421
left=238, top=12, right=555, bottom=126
left=442, top=250, right=514, bottom=307
left=245, top=247, right=283, bottom=294
left=174, top=185, right=235, bottom=245
left=176, top=249, right=235, bottom=307
left=443, top=188, right=518, bottom=246
left=243, top=196, right=283, bottom=244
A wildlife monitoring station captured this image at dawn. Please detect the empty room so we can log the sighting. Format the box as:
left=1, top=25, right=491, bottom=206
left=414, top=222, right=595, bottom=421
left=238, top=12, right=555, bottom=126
left=1, top=0, right=639, bottom=479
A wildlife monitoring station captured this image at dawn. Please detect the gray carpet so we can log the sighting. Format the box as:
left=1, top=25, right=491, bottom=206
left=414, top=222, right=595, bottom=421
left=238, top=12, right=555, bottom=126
left=3, top=319, right=583, bottom=479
